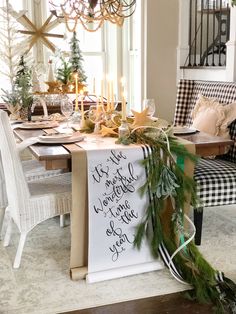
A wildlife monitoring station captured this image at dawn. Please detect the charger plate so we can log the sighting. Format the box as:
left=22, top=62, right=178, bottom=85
left=39, top=133, right=72, bottom=142
left=19, top=121, right=59, bottom=129
left=173, top=126, right=198, bottom=135
left=37, top=132, right=85, bottom=144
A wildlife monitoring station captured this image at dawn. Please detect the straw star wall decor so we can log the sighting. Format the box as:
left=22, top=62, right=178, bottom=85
left=10, top=9, right=64, bottom=53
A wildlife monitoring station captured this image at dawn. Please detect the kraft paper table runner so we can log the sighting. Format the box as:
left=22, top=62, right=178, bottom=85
left=70, top=147, right=88, bottom=280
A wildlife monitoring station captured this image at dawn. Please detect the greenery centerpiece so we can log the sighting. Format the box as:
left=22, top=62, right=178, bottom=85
left=81, top=106, right=236, bottom=313
left=116, top=126, right=236, bottom=314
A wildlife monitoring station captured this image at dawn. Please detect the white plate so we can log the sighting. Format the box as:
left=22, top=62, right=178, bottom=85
left=173, top=126, right=198, bottom=135
left=39, top=133, right=72, bottom=142
left=19, top=121, right=59, bottom=129
left=37, top=132, right=85, bottom=144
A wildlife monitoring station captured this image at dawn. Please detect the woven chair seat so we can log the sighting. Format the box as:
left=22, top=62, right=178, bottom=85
left=23, top=173, right=71, bottom=232
left=22, top=159, right=62, bottom=182
left=0, top=156, right=64, bottom=238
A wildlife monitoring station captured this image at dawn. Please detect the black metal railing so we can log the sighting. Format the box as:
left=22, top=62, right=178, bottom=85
left=186, top=0, right=230, bottom=67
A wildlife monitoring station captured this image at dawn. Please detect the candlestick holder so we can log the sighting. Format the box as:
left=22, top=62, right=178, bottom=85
left=71, top=110, right=81, bottom=124
left=80, top=117, right=87, bottom=129
left=118, top=120, right=130, bottom=139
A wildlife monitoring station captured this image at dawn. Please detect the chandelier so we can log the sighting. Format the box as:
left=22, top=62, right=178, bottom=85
left=49, top=0, right=136, bottom=32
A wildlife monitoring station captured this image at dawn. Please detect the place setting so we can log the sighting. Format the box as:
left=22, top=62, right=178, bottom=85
left=172, top=125, right=199, bottom=135
left=17, top=120, right=60, bottom=129
left=37, top=131, right=85, bottom=144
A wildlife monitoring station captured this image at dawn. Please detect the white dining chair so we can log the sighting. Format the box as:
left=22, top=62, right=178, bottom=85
left=0, top=157, right=66, bottom=239
left=0, top=110, right=72, bottom=268
left=0, top=126, right=65, bottom=239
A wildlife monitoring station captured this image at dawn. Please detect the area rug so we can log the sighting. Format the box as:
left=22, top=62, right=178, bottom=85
left=0, top=205, right=235, bottom=314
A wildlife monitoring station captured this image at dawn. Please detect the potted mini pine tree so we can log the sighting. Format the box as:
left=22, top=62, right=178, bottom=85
left=14, top=55, right=33, bottom=120
left=56, top=57, right=73, bottom=93
left=69, top=31, right=87, bottom=92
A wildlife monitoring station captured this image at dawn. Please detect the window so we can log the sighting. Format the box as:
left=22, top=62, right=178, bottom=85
left=0, top=0, right=24, bottom=95
left=0, top=0, right=143, bottom=112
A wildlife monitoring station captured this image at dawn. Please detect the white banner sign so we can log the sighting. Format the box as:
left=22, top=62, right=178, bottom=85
left=85, top=145, right=163, bottom=281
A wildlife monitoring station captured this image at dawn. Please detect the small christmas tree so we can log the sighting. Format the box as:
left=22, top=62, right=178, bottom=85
left=14, top=55, right=31, bottom=87
left=32, top=67, right=41, bottom=93
left=56, top=57, right=72, bottom=85
left=69, top=32, right=87, bottom=84
left=47, top=59, right=55, bottom=82
left=14, top=55, right=33, bottom=109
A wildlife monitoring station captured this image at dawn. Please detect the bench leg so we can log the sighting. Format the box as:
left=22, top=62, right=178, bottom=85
left=194, top=207, right=203, bottom=246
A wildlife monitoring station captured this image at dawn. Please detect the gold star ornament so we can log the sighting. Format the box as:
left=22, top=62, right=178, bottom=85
left=100, top=125, right=118, bottom=137
left=131, top=107, right=153, bottom=128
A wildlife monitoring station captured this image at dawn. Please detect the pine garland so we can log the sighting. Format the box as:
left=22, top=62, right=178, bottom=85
left=120, top=127, right=236, bottom=314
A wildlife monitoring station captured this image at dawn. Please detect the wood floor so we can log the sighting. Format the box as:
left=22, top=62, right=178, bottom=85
left=62, top=292, right=214, bottom=314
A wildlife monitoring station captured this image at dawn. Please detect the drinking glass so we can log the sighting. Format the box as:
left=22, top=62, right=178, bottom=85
left=143, top=99, right=156, bottom=117
left=60, top=96, right=74, bottom=131
left=88, top=104, right=104, bottom=142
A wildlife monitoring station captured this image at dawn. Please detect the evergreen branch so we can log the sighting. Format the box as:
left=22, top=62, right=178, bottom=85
left=122, top=126, right=236, bottom=313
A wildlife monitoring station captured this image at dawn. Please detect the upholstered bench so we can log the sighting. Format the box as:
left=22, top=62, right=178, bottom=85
left=174, top=79, right=236, bottom=245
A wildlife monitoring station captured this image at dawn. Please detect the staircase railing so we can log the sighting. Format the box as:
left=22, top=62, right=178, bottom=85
left=186, top=0, right=230, bottom=67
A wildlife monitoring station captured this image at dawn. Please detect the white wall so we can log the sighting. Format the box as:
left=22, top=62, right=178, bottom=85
left=145, top=0, right=179, bottom=122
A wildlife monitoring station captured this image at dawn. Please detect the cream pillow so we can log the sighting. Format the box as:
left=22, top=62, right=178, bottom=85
left=191, top=94, right=236, bottom=139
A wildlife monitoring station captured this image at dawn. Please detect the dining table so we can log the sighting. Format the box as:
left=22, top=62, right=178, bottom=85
left=14, top=127, right=234, bottom=171
left=13, top=124, right=234, bottom=282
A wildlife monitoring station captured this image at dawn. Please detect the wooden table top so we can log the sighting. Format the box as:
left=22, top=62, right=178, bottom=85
left=14, top=127, right=234, bottom=170
left=178, top=131, right=233, bottom=157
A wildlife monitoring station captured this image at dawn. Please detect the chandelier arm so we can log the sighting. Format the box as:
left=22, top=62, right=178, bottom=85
left=65, top=16, right=79, bottom=32
left=103, top=0, right=136, bottom=18
left=49, top=0, right=136, bottom=32
left=80, top=17, right=104, bottom=32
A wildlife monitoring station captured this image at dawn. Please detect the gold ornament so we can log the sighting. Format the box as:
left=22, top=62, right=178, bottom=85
left=100, top=125, right=118, bottom=137
left=131, top=108, right=153, bottom=127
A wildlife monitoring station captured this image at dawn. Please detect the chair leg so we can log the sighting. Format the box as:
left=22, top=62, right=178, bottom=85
left=13, top=232, right=27, bottom=269
left=3, top=216, right=13, bottom=247
left=60, top=215, right=65, bottom=228
left=194, top=207, right=203, bottom=246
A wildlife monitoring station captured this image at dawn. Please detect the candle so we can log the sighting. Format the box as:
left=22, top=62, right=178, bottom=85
left=111, top=80, right=114, bottom=111
left=121, top=77, right=126, bottom=120
left=101, top=79, right=104, bottom=106
left=96, top=92, right=99, bottom=107
left=80, top=89, right=84, bottom=120
left=93, top=77, right=96, bottom=94
left=122, top=92, right=126, bottom=121
left=107, top=78, right=110, bottom=111
left=74, top=73, right=79, bottom=112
